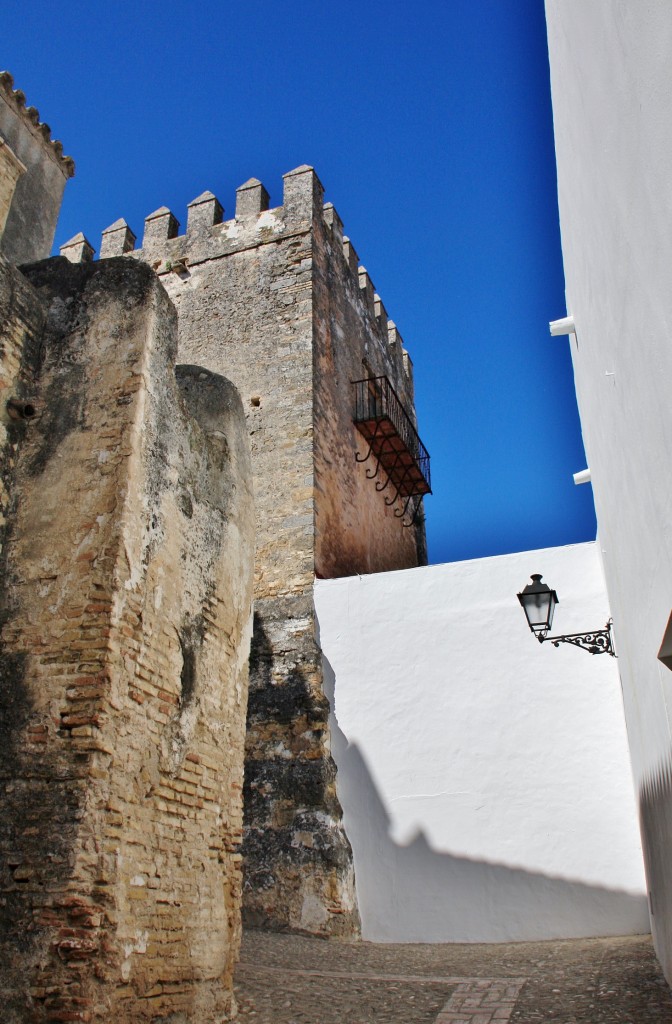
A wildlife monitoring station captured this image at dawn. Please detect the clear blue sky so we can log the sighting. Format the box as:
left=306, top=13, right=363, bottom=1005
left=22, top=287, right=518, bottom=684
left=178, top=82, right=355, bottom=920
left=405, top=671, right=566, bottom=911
left=4, top=0, right=596, bottom=566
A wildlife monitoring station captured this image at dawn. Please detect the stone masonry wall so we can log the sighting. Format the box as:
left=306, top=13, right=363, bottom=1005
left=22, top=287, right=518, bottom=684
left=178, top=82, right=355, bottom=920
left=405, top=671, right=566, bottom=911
left=0, top=254, right=45, bottom=565
left=313, top=203, right=426, bottom=578
left=106, top=171, right=357, bottom=936
left=92, top=167, right=427, bottom=936
left=0, top=257, right=254, bottom=1022
left=0, top=139, right=25, bottom=241
left=0, top=72, right=74, bottom=265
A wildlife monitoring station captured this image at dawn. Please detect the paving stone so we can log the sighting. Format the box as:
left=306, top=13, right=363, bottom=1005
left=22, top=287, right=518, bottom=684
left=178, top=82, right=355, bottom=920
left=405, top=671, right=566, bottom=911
left=235, top=930, right=672, bottom=1023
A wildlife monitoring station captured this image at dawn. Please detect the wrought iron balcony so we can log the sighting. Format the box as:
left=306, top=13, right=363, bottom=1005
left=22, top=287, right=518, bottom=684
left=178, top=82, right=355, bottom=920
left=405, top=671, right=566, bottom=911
left=353, top=376, right=431, bottom=525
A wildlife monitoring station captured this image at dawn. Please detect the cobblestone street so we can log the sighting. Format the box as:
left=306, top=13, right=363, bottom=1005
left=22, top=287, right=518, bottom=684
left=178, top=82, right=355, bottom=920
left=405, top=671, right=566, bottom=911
left=235, top=931, right=672, bottom=1023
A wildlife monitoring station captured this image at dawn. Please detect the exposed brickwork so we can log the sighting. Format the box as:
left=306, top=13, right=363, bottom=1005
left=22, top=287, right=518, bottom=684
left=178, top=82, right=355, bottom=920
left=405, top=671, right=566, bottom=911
left=0, top=257, right=254, bottom=1021
left=313, top=199, right=426, bottom=577
left=106, top=165, right=427, bottom=934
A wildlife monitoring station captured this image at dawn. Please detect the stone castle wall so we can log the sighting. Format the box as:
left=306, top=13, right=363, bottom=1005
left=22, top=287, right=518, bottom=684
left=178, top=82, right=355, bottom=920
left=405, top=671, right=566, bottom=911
left=0, top=255, right=45, bottom=554
left=0, top=66, right=429, bottom=1012
left=91, top=166, right=427, bottom=935
left=0, top=257, right=254, bottom=1021
left=313, top=202, right=426, bottom=578
left=0, top=72, right=74, bottom=265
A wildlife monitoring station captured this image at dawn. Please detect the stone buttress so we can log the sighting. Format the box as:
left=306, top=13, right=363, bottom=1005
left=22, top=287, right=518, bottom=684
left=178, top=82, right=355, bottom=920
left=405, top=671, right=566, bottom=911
left=0, top=256, right=254, bottom=1021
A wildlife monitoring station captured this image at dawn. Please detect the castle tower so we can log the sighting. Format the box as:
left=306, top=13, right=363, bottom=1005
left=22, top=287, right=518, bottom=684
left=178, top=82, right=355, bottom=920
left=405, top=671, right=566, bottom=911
left=96, top=165, right=431, bottom=932
left=0, top=71, right=74, bottom=264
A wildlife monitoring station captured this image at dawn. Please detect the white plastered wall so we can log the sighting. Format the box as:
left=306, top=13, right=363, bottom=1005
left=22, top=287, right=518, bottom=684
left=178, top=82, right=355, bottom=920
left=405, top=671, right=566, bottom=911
left=315, top=542, right=648, bottom=942
left=545, top=0, right=672, bottom=979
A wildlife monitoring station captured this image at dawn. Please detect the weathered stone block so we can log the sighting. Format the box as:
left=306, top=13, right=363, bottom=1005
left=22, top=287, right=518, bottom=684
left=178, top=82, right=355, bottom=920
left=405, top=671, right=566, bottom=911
left=322, top=202, right=343, bottom=248
left=0, top=71, right=74, bottom=264
left=358, top=265, right=375, bottom=315
left=100, top=218, right=136, bottom=258
left=342, top=234, right=359, bottom=277
left=0, top=137, right=25, bottom=240
left=143, top=206, right=179, bottom=253
left=0, top=256, right=254, bottom=1021
left=235, top=178, right=270, bottom=220
left=59, top=231, right=95, bottom=262
left=186, top=190, right=223, bottom=234
left=282, top=164, right=324, bottom=227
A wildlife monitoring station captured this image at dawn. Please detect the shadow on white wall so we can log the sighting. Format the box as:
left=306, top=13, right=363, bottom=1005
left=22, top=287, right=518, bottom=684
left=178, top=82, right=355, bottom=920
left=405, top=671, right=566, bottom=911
left=330, top=700, right=648, bottom=942
left=316, top=544, right=649, bottom=942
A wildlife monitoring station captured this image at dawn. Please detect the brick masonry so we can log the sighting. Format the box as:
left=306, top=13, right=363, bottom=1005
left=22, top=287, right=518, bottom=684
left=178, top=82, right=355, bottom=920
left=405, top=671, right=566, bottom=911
left=0, top=256, right=254, bottom=1021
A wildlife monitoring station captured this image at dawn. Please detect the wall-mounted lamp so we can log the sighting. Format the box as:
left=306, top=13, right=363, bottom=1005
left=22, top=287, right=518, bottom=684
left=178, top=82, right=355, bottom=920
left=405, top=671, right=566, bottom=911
left=517, top=574, right=615, bottom=656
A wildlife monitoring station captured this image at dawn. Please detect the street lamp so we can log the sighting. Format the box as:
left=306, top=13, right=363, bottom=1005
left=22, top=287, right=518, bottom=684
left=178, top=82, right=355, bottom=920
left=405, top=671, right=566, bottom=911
left=517, top=574, right=615, bottom=656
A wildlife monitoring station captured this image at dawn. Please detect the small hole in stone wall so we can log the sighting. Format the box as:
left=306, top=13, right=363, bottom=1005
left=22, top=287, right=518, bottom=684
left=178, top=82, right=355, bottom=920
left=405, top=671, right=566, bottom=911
left=179, top=633, right=196, bottom=707
left=250, top=395, right=261, bottom=408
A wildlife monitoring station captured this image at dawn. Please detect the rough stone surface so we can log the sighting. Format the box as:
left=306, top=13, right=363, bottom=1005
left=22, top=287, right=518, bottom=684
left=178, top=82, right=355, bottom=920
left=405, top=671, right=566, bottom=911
left=0, top=256, right=254, bottom=1021
left=313, top=197, right=426, bottom=576
left=0, top=138, right=25, bottom=240
left=243, top=596, right=357, bottom=936
left=117, top=165, right=428, bottom=935
left=0, top=71, right=74, bottom=264
left=60, top=231, right=95, bottom=263
left=0, top=253, right=46, bottom=563
left=100, top=219, right=136, bottom=259
left=235, top=930, right=672, bottom=1023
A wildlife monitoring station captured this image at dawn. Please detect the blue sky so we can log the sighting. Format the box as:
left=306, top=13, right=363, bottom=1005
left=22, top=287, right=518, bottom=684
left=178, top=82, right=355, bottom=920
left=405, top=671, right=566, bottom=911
left=4, top=0, right=596, bottom=565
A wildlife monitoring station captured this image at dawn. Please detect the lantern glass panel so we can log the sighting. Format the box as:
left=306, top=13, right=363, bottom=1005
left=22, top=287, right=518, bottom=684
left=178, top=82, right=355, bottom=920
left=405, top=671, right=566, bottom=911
left=521, top=589, right=555, bottom=631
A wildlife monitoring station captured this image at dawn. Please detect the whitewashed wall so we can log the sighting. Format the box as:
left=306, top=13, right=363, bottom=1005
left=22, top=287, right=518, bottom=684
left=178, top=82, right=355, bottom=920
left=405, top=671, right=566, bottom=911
left=315, top=542, right=648, bottom=942
left=545, top=0, right=672, bottom=980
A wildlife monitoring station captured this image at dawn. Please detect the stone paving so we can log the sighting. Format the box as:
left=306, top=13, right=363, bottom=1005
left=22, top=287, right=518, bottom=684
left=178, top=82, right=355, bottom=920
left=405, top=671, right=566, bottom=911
left=234, top=930, right=672, bottom=1023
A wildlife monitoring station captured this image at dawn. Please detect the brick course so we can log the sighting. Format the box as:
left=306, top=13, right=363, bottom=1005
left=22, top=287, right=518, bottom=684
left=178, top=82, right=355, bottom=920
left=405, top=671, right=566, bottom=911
left=0, top=258, right=254, bottom=1021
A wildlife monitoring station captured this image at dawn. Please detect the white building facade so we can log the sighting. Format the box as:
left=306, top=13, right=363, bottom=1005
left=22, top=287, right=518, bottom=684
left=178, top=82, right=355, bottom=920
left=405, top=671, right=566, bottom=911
left=545, top=0, right=672, bottom=982
left=315, top=542, right=647, bottom=942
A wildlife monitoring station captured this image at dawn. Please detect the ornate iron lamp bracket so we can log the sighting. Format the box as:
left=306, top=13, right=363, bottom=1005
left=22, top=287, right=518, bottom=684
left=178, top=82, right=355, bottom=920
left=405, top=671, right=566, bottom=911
left=537, top=619, right=616, bottom=657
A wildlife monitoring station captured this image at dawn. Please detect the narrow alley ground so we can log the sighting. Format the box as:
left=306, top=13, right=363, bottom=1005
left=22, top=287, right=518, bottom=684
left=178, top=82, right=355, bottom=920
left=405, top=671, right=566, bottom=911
left=235, top=930, right=672, bottom=1023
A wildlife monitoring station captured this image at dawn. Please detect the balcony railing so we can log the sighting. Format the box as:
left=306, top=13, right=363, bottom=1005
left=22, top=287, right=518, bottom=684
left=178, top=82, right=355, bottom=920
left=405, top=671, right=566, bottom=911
left=353, top=376, right=431, bottom=525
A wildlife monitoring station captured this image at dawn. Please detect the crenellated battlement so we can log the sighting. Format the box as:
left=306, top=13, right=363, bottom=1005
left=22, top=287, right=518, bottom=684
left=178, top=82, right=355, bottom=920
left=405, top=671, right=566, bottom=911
left=80, top=166, right=413, bottom=379
left=0, top=72, right=74, bottom=177
left=0, top=71, right=75, bottom=264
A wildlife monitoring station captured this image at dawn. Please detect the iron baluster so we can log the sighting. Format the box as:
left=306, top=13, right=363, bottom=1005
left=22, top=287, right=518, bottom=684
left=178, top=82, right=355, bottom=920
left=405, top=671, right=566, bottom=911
left=352, top=375, right=431, bottom=521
